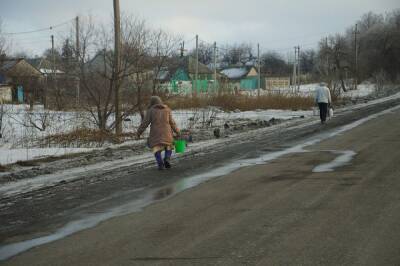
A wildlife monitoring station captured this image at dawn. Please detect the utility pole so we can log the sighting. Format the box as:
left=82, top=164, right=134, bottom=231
left=75, top=16, right=80, bottom=107
left=213, top=41, right=217, bottom=93
left=113, top=0, right=122, bottom=134
left=257, top=43, right=261, bottom=97
left=75, top=16, right=80, bottom=59
left=194, top=34, right=199, bottom=95
left=51, top=34, right=55, bottom=76
left=293, top=47, right=296, bottom=92
left=297, top=46, right=301, bottom=92
left=354, top=23, right=359, bottom=90
left=180, top=41, right=185, bottom=58
left=51, top=34, right=57, bottom=105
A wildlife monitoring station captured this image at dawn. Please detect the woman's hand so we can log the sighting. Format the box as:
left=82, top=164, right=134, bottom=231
left=173, top=132, right=181, bottom=139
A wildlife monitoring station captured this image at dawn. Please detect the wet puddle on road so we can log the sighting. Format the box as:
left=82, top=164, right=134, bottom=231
left=1, top=105, right=399, bottom=261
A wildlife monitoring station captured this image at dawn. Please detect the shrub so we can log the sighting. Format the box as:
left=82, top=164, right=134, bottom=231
left=166, top=94, right=314, bottom=111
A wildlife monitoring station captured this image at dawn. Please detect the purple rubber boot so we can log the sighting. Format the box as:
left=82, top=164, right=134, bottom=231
left=154, top=151, right=164, bottom=170
left=164, top=149, right=172, bottom=169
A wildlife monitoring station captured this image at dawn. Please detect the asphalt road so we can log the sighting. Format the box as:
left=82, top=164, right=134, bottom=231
left=2, top=106, right=400, bottom=265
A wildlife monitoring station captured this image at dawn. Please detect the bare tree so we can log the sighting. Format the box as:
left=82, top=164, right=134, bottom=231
left=149, top=29, right=181, bottom=94
left=261, top=51, right=291, bottom=76
left=221, top=43, right=254, bottom=66
left=299, top=49, right=317, bottom=78
left=69, top=16, right=115, bottom=131
left=0, top=18, right=7, bottom=55
left=358, top=11, right=384, bottom=32
left=310, top=10, right=400, bottom=86
left=316, top=34, right=350, bottom=93
left=68, top=15, right=159, bottom=130
left=342, top=9, right=400, bottom=82
left=120, top=16, right=153, bottom=121
left=190, top=42, right=213, bottom=65
left=330, top=35, right=349, bottom=92
left=0, top=18, right=8, bottom=69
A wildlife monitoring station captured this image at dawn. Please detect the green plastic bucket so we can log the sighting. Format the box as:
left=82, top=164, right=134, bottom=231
left=174, top=140, right=186, bottom=153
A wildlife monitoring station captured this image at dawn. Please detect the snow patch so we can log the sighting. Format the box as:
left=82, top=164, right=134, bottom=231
left=313, top=150, right=356, bottom=172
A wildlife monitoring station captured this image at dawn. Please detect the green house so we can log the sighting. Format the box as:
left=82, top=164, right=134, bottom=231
left=170, top=56, right=214, bottom=94
left=221, top=66, right=259, bottom=91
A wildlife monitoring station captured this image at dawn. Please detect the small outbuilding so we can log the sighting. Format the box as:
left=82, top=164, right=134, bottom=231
left=0, top=58, right=43, bottom=103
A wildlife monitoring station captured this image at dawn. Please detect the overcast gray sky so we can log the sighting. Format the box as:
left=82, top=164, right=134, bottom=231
left=1, top=0, right=399, bottom=57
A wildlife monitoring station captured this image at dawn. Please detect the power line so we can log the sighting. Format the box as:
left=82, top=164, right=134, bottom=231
left=12, top=39, right=50, bottom=45
left=3, top=19, right=74, bottom=35
left=10, top=36, right=50, bottom=42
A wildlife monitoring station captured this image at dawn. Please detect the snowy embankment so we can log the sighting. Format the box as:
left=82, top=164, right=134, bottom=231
left=265, top=82, right=376, bottom=98
left=1, top=90, right=400, bottom=198
left=2, top=91, right=400, bottom=198
left=0, top=83, right=380, bottom=165
left=0, top=106, right=311, bottom=165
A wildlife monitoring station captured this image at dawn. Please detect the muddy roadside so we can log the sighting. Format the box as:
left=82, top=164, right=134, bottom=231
left=0, top=88, right=397, bottom=184
left=0, top=113, right=294, bottom=184
left=1, top=92, right=400, bottom=245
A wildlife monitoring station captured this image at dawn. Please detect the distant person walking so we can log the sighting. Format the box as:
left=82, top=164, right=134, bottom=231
left=315, top=83, right=332, bottom=124
left=137, top=96, right=180, bottom=170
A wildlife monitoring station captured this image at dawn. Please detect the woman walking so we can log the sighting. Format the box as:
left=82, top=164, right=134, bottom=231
left=315, top=82, right=332, bottom=124
left=137, top=96, right=180, bottom=170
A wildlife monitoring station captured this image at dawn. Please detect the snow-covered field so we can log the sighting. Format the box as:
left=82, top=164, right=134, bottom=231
left=341, top=83, right=376, bottom=98
left=266, top=82, right=377, bottom=99
left=0, top=105, right=311, bottom=165
left=0, top=83, right=378, bottom=165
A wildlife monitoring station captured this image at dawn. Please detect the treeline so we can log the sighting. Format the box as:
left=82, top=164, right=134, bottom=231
left=315, top=9, right=400, bottom=90
left=193, top=10, right=400, bottom=87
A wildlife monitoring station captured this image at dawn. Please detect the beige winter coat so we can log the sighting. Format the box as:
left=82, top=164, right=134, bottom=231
left=137, top=104, right=179, bottom=148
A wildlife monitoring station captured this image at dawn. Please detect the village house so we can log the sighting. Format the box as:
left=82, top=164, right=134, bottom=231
left=220, top=66, right=259, bottom=92
left=169, top=56, right=214, bottom=94
left=26, top=57, right=76, bottom=109
left=154, top=67, right=171, bottom=92
left=26, top=58, right=54, bottom=75
left=90, top=50, right=154, bottom=82
left=0, top=58, right=43, bottom=103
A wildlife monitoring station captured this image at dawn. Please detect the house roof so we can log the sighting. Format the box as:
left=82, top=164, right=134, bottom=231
left=245, top=59, right=257, bottom=67
left=221, top=67, right=249, bottom=79
left=220, top=66, right=259, bottom=80
left=221, top=68, right=248, bottom=79
left=26, top=58, right=53, bottom=71
left=0, top=58, right=42, bottom=77
left=86, top=50, right=114, bottom=73
left=0, top=59, right=20, bottom=73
